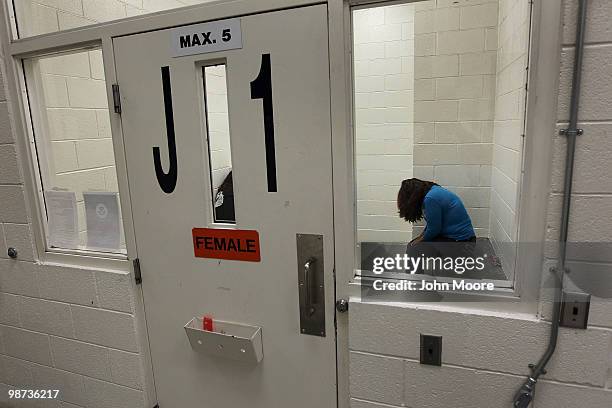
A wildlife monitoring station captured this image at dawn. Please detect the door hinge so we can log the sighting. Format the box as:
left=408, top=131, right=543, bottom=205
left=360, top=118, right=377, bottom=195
left=112, top=84, right=122, bottom=114
left=133, top=258, right=142, bottom=284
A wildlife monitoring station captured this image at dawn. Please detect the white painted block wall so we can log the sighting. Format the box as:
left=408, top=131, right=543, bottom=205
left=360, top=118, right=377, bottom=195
left=0, top=151, right=148, bottom=408
left=0, top=42, right=148, bottom=400
left=412, top=0, right=499, bottom=238
left=489, top=0, right=530, bottom=274
left=355, top=0, right=507, bottom=243
left=204, top=65, right=233, bottom=193
left=15, top=0, right=216, bottom=37
left=1, top=0, right=612, bottom=407
left=349, top=302, right=612, bottom=407
left=354, top=4, right=415, bottom=244
left=348, top=1, right=612, bottom=407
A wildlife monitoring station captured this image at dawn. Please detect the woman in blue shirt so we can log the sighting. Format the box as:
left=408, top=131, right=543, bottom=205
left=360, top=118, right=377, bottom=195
left=397, top=179, right=476, bottom=269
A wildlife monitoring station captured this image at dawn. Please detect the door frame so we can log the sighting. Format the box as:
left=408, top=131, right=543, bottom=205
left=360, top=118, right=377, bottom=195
left=4, top=1, right=352, bottom=407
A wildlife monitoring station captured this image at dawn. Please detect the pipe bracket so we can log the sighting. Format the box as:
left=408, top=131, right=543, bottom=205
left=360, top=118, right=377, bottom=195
left=559, top=128, right=583, bottom=136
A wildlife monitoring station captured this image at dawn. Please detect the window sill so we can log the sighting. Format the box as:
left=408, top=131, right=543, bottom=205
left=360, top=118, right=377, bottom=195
left=347, top=292, right=541, bottom=324
left=348, top=273, right=539, bottom=316
left=37, top=248, right=131, bottom=273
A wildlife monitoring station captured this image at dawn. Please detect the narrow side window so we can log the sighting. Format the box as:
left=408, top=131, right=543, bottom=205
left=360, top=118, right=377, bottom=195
left=24, top=49, right=126, bottom=255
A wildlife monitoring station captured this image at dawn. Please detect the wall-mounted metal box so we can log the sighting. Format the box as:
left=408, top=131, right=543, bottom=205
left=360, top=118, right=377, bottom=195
left=184, top=317, right=263, bottom=364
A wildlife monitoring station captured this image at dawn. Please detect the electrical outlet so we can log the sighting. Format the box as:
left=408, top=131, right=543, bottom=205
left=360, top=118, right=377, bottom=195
left=420, top=334, right=442, bottom=366
left=560, top=292, right=591, bottom=329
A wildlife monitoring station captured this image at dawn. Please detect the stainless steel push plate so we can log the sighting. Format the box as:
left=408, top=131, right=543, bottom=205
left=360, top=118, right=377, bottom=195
left=296, top=234, right=325, bottom=337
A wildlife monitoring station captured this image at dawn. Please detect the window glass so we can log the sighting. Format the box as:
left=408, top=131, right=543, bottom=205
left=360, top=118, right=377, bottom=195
left=25, top=49, right=126, bottom=254
left=10, top=0, right=219, bottom=39
left=352, top=0, right=531, bottom=284
left=203, top=64, right=235, bottom=224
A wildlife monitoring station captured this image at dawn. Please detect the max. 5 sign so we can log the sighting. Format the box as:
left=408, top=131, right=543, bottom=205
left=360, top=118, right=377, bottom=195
left=170, top=18, right=243, bottom=57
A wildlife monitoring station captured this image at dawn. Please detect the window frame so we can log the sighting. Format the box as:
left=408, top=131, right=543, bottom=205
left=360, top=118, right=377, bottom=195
left=5, top=37, right=135, bottom=270
left=348, top=1, right=525, bottom=290
left=21, top=47, right=131, bottom=262
left=200, top=61, right=237, bottom=226
left=332, top=0, right=562, bottom=309
left=349, top=0, right=532, bottom=290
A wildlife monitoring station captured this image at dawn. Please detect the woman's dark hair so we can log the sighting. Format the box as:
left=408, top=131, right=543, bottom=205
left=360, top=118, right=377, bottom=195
left=218, top=171, right=233, bottom=195
left=397, top=178, right=437, bottom=223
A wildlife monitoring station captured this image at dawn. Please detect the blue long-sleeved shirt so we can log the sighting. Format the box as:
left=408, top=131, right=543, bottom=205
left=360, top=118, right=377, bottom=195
left=422, top=185, right=475, bottom=241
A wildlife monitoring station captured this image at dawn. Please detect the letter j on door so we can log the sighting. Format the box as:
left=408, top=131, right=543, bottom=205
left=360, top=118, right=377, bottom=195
left=193, top=228, right=261, bottom=262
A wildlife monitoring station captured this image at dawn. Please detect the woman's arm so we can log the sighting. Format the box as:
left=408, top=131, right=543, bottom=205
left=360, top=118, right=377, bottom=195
left=422, top=197, right=442, bottom=241
left=409, top=231, right=424, bottom=246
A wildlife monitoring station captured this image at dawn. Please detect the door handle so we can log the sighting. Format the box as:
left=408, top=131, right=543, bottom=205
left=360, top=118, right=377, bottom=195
left=304, top=258, right=316, bottom=316
left=296, top=234, right=325, bottom=336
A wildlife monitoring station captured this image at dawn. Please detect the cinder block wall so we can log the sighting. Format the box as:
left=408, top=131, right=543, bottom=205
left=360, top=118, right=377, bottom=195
left=0, top=74, right=150, bottom=408
left=412, top=0, right=499, bottom=238
left=0, top=41, right=149, bottom=403
left=353, top=4, right=415, bottom=244
left=349, top=1, right=612, bottom=407
left=0, top=260, right=148, bottom=407
left=204, top=65, right=233, bottom=193
left=14, top=0, right=208, bottom=36
left=355, top=0, right=530, bottom=248
left=489, top=0, right=531, bottom=273
left=2, top=1, right=612, bottom=408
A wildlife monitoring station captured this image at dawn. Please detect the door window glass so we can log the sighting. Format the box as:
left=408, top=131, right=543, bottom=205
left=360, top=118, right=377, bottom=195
left=203, top=64, right=235, bottom=224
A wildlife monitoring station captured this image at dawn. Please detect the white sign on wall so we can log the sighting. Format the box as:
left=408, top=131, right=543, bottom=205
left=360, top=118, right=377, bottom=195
left=83, top=192, right=121, bottom=251
left=170, top=18, right=242, bottom=58
left=44, top=190, right=79, bottom=249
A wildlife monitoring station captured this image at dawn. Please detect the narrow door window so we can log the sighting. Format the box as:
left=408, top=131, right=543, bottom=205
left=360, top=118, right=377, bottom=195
left=203, top=64, right=235, bottom=224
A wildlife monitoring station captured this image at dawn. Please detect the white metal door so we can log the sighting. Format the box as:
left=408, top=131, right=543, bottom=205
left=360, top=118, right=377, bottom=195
left=113, top=4, right=337, bottom=407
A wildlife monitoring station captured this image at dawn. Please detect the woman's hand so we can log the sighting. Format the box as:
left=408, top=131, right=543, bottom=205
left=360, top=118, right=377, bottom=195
left=409, top=232, right=424, bottom=246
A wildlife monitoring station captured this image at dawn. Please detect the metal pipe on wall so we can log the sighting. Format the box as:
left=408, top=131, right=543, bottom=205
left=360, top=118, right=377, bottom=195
left=512, top=0, right=588, bottom=406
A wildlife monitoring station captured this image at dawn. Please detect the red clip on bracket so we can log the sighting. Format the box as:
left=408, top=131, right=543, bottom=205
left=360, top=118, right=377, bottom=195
left=203, top=315, right=214, bottom=332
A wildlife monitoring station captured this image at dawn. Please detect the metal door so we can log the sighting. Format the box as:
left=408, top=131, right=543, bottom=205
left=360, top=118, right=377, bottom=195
left=113, top=4, right=337, bottom=407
